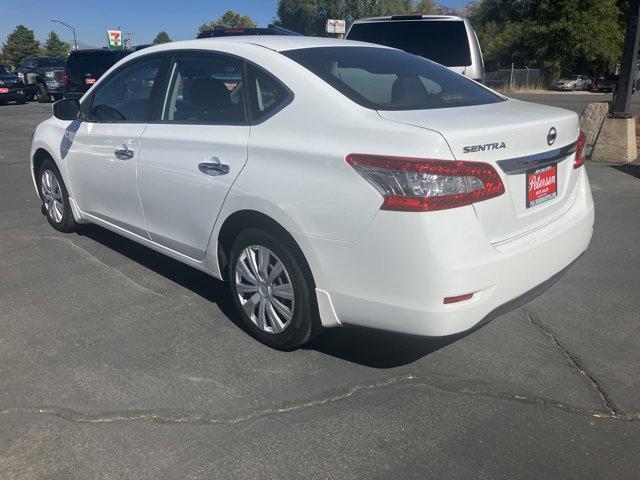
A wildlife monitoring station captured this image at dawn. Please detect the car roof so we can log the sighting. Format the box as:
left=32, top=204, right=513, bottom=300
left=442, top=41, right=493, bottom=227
left=192, top=35, right=387, bottom=52
left=352, top=15, right=463, bottom=23
left=70, top=49, right=128, bottom=54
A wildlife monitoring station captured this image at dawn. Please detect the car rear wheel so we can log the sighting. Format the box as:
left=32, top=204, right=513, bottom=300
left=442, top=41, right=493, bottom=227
left=229, top=228, right=322, bottom=350
left=39, top=159, right=78, bottom=233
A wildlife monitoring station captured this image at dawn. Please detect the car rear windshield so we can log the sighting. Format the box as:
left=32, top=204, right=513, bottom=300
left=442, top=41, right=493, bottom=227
left=0, top=65, right=10, bottom=75
left=347, top=20, right=471, bottom=67
left=282, top=47, right=503, bottom=111
left=67, top=51, right=130, bottom=76
left=35, top=58, right=66, bottom=68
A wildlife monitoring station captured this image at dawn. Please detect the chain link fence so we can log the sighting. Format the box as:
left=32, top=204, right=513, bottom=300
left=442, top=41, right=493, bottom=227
left=485, top=68, right=546, bottom=91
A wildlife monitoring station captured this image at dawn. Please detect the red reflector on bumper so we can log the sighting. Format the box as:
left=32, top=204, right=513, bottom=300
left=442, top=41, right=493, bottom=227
left=443, top=293, right=474, bottom=304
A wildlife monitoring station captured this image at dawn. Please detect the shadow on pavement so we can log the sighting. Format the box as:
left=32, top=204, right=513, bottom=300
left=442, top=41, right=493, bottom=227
left=612, top=163, right=640, bottom=179
left=76, top=224, right=457, bottom=368
left=305, top=327, right=458, bottom=368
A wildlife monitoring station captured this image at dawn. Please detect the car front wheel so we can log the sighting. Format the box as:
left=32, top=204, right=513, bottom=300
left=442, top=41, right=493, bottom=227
left=39, top=159, right=78, bottom=232
left=229, top=228, right=322, bottom=350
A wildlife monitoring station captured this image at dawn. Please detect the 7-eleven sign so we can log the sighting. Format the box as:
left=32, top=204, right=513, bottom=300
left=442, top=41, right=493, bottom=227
left=107, top=30, right=124, bottom=50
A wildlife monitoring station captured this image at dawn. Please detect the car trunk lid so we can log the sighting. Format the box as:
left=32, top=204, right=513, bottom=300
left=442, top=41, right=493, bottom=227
left=378, top=98, right=581, bottom=243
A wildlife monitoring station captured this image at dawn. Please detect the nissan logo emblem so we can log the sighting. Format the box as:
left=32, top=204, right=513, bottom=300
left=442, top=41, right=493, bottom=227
left=547, top=127, right=557, bottom=146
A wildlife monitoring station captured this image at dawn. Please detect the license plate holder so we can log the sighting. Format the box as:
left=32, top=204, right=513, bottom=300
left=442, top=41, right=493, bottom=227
left=0, top=88, right=8, bottom=94
left=526, top=163, right=558, bottom=208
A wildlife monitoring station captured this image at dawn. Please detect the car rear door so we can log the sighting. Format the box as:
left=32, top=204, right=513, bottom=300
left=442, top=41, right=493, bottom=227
left=66, top=54, right=166, bottom=237
left=137, top=51, right=250, bottom=260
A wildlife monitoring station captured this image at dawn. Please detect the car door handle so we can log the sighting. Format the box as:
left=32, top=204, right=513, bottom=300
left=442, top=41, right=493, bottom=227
left=114, top=145, right=134, bottom=161
left=198, top=161, right=230, bottom=176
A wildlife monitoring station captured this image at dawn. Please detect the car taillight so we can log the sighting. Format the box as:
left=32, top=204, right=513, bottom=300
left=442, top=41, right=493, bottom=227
left=63, top=68, right=68, bottom=88
left=346, top=154, right=505, bottom=212
left=574, top=130, right=586, bottom=169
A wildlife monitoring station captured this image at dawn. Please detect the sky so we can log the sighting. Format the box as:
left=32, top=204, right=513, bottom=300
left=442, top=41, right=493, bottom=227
left=0, top=0, right=471, bottom=48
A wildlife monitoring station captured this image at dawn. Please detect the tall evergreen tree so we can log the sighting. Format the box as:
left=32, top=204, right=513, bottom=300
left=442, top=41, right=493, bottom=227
left=43, top=31, right=69, bottom=57
left=1, top=25, right=40, bottom=67
left=152, top=31, right=172, bottom=44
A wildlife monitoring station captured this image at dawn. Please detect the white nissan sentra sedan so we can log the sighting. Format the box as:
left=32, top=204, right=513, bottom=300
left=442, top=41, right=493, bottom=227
left=30, top=37, right=594, bottom=350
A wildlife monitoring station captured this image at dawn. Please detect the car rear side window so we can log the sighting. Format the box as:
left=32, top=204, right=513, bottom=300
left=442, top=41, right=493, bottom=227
left=247, top=65, right=290, bottom=122
left=347, top=20, right=471, bottom=67
left=160, top=53, right=247, bottom=124
left=283, top=47, right=503, bottom=111
left=87, top=56, right=163, bottom=123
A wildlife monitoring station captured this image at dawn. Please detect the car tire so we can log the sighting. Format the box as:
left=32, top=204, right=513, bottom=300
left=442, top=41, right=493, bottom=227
left=38, top=158, right=78, bottom=233
left=36, top=84, right=50, bottom=103
left=228, top=228, right=322, bottom=350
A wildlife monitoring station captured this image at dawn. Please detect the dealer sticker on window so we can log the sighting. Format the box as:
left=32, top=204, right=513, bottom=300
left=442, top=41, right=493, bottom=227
left=526, top=164, right=557, bottom=208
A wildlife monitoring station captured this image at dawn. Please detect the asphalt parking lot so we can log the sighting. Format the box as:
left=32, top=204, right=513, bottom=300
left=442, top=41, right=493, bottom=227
left=1, top=100, right=639, bottom=479
left=509, top=90, right=640, bottom=115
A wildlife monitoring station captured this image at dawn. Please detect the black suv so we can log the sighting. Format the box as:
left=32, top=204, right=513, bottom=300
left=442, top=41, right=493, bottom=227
left=0, top=64, right=26, bottom=104
left=14, top=57, right=66, bottom=102
left=64, top=49, right=131, bottom=99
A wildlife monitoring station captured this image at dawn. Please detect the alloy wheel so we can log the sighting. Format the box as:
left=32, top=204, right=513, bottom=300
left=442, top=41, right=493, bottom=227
left=41, top=169, right=64, bottom=223
left=234, top=245, right=295, bottom=334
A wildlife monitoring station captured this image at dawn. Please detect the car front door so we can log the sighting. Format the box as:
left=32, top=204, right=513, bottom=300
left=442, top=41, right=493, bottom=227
left=66, top=55, right=165, bottom=238
left=137, top=52, right=250, bottom=260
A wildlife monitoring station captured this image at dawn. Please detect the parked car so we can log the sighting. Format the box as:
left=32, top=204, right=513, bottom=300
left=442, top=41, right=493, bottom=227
left=31, top=37, right=593, bottom=350
left=64, top=49, right=132, bottom=99
left=197, top=24, right=301, bottom=39
left=0, top=64, right=26, bottom=104
left=550, top=75, right=591, bottom=91
left=591, top=76, right=616, bottom=93
left=14, top=57, right=66, bottom=102
left=346, top=15, right=485, bottom=82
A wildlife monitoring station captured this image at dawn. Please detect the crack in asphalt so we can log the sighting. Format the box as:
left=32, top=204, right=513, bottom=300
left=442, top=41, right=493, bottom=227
left=0, top=374, right=415, bottom=426
left=2, top=372, right=637, bottom=427
left=523, top=307, right=619, bottom=416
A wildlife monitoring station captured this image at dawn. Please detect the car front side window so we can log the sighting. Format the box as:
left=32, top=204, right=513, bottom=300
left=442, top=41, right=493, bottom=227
left=87, top=56, right=163, bottom=123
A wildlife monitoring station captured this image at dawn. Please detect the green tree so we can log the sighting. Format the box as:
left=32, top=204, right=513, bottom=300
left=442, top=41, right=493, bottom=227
left=275, top=0, right=414, bottom=36
left=470, top=0, right=624, bottom=78
left=198, top=10, right=257, bottom=34
left=413, top=0, right=441, bottom=14
left=152, top=31, right=172, bottom=44
left=42, top=31, right=69, bottom=57
left=1, top=25, right=40, bottom=67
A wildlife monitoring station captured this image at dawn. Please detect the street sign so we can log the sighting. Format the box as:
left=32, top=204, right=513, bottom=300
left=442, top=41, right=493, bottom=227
left=326, top=19, right=346, bottom=35
left=107, top=30, right=124, bottom=50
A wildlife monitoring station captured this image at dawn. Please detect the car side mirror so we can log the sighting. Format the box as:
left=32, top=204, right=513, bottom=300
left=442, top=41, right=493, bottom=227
left=53, top=98, right=80, bottom=121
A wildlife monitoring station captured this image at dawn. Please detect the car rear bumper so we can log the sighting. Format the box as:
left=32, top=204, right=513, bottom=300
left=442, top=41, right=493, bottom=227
left=305, top=168, right=594, bottom=337
left=0, top=88, right=26, bottom=102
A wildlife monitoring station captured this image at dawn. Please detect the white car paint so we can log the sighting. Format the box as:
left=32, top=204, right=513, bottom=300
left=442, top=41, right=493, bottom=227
left=30, top=36, right=594, bottom=337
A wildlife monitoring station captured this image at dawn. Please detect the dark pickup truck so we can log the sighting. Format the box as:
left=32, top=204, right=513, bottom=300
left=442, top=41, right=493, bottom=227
left=64, top=49, right=131, bottom=99
left=14, top=56, right=66, bottom=102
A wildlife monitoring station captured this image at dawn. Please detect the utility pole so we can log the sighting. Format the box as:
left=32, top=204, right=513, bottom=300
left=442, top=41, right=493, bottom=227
left=51, top=19, right=78, bottom=51
left=124, top=32, right=134, bottom=50
left=612, top=0, right=640, bottom=118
